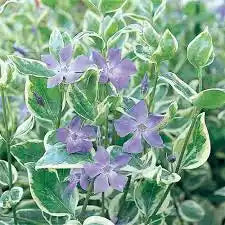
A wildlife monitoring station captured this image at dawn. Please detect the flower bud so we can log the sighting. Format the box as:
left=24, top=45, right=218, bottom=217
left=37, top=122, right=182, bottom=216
left=151, top=29, right=178, bottom=63
left=141, top=73, right=149, bottom=95
left=167, top=154, right=176, bottom=163
left=187, top=27, right=213, bottom=68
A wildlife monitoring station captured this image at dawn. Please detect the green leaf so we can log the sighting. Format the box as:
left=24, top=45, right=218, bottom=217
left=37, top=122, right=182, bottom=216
left=0, top=160, right=17, bottom=186
left=42, top=0, right=57, bottom=8
left=152, top=29, right=178, bottom=62
left=25, top=76, right=62, bottom=124
left=160, top=72, right=197, bottom=102
left=26, top=163, right=79, bottom=216
left=0, top=59, right=15, bottom=86
left=9, top=56, right=55, bottom=78
left=173, top=113, right=210, bottom=170
left=143, top=21, right=160, bottom=48
left=191, top=89, right=225, bottom=109
left=99, top=0, right=127, bottom=14
left=153, top=0, right=167, bottom=23
left=49, top=29, right=64, bottom=59
left=83, top=10, right=100, bottom=33
left=83, top=216, right=114, bottom=225
left=65, top=220, right=82, bottom=225
left=36, top=130, right=93, bottom=169
left=108, top=193, right=139, bottom=224
left=0, top=187, right=23, bottom=208
left=214, top=187, right=225, bottom=197
left=11, top=140, right=45, bottom=166
left=67, top=84, right=97, bottom=121
left=187, top=27, right=213, bottom=68
left=178, top=200, right=205, bottom=222
left=134, top=179, right=168, bottom=216
left=0, top=0, right=19, bottom=14
left=13, top=115, right=34, bottom=139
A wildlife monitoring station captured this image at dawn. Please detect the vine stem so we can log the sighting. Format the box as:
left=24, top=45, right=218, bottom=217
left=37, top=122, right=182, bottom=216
left=148, top=63, right=159, bottom=111
left=101, top=192, right=105, bottom=216
left=198, top=67, right=203, bottom=92
left=79, top=180, right=94, bottom=221
left=145, top=110, right=199, bottom=224
left=1, top=89, right=18, bottom=225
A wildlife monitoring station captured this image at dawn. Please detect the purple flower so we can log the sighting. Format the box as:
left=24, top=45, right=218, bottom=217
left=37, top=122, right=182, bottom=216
left=91, top=48, right=136, bottom=90
left=141, top=73, right=149, bottom=95
left=67, top=168, right=90, bottom=192
left=41, top=44, right=93, bottom=88
left=56, top=117, right=97, bottom=153
left=114, top=100, right=164, bottom=153
left=84, top=147, right=131, bottom=193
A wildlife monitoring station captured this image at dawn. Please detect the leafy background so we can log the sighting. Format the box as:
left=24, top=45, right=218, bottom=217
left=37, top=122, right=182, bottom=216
left=0, top=0, right=225, bottom=224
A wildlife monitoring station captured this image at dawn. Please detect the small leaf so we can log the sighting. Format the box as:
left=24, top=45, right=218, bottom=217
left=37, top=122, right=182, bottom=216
left=187, top=27, right=213, bottom=68
left=83, top=216, right=114, bottom=225
left=191, top=89, right=225, bottom=109
left=99, top=0, right=127, bottom=14
left=108, top=193, right=139, bottom=224
left=11, top=140, right=44, bottom=166
left=26, top=162, right=79, bottom=216
left=9, top=55, right=55, bottom=78
left=25, top=76, right=62, bottom=124
left=134, top=179, right=168, bottom=216
left=178, top=200, right=205, bottom=222
left=49, top=28, right=64, bottom=59
left=152, top=29, right=178, bottom=62
left=0, top=160, right=17, bottom=186
left=0, top=187, right=23, bottom=208
left=160, top=72, right=197, bottom=102
left=143, top=21, right=160, bottom=48
left=13, top=115, right=34, bottom=139
left=214, top=187, right=225, bottom=197
left=173, top=113, right=210, bottom=170
left=67, top=85, right=97, bottom=121
left=36, top=130, right=93, bottom=169
left=83, top=10, right=100, bottom=33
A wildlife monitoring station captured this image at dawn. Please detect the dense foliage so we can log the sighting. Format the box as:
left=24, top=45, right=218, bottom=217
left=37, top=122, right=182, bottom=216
left=0, top=0, right=225, bottom=224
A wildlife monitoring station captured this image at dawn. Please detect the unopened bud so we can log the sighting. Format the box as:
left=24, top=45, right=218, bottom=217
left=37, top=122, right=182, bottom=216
left=167, top=154, right=176, bottom=163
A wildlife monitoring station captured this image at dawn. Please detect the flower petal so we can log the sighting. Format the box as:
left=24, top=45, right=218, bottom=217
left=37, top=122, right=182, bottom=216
left=146, top=114, right=164, bottom=129
left=79, top=125, right=97, bottom=139
left=69, top=117, right=82, bottom=132
left=94, top=147, right=110, bottom=165
left=123, top=132, right=143, bottom=153
left=109, top=72, right=131, bottom=90
left=70, top=55, right=93, bottom=72
left=99, top=70, right=109, bottom=84
left=47, top=74, right=63, bottom=88
left=128, top=100, right=148, bottom=123
left=108, top=171, right=128, bottom=192
left=94, top=174, right=109, bottom=193
left=91, top=51, right=106, bottom=69
left=108, top=48, right=121, bottom=67
left=59, top=44, right=73, bottom=63
left=67, top=138, right=92, bottom=153
left=114, top=59, right=136, bottom=76
left=143, top=130, right=164, bottom=148
left=64, top=72, right=83, bottom=84
left=56, top=128, right=69, bottom=143
left=111, top=154, right=131, bottom=169
left=80, top=173, right=89, bottom=190
left=41, top=54, right=58, bottom=69
left=84, top=163, right=102, bottom=178
left=114, top=115, right=137, bottom=137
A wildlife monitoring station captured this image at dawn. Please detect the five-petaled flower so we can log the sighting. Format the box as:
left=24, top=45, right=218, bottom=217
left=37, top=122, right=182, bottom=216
left=91, top=48, right=137, bottom=90
left=41, top=44, right=92, bottom=88
left=56, top=117, right=97, bottom=153
left=84, top=147, right=131, bottom=193
left=114, top=100, right=164, bottom=153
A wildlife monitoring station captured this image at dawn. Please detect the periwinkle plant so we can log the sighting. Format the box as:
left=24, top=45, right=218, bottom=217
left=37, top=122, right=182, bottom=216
left=0, top=1, right=224, bottom=225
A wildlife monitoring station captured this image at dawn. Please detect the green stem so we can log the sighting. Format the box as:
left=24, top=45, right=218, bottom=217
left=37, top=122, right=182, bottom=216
left=56, top=85, right=64, bottom=129
left=117, top=175, right=131, bottom=218
left=148, top=63, right=159, bottom=112
left=79, top=180, right=94, bottom=221
left=101, top=192, right=105, bottom=216
left=1, top=89, right=18, bottom=225
left=198, top=67, right=203, bottom=92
